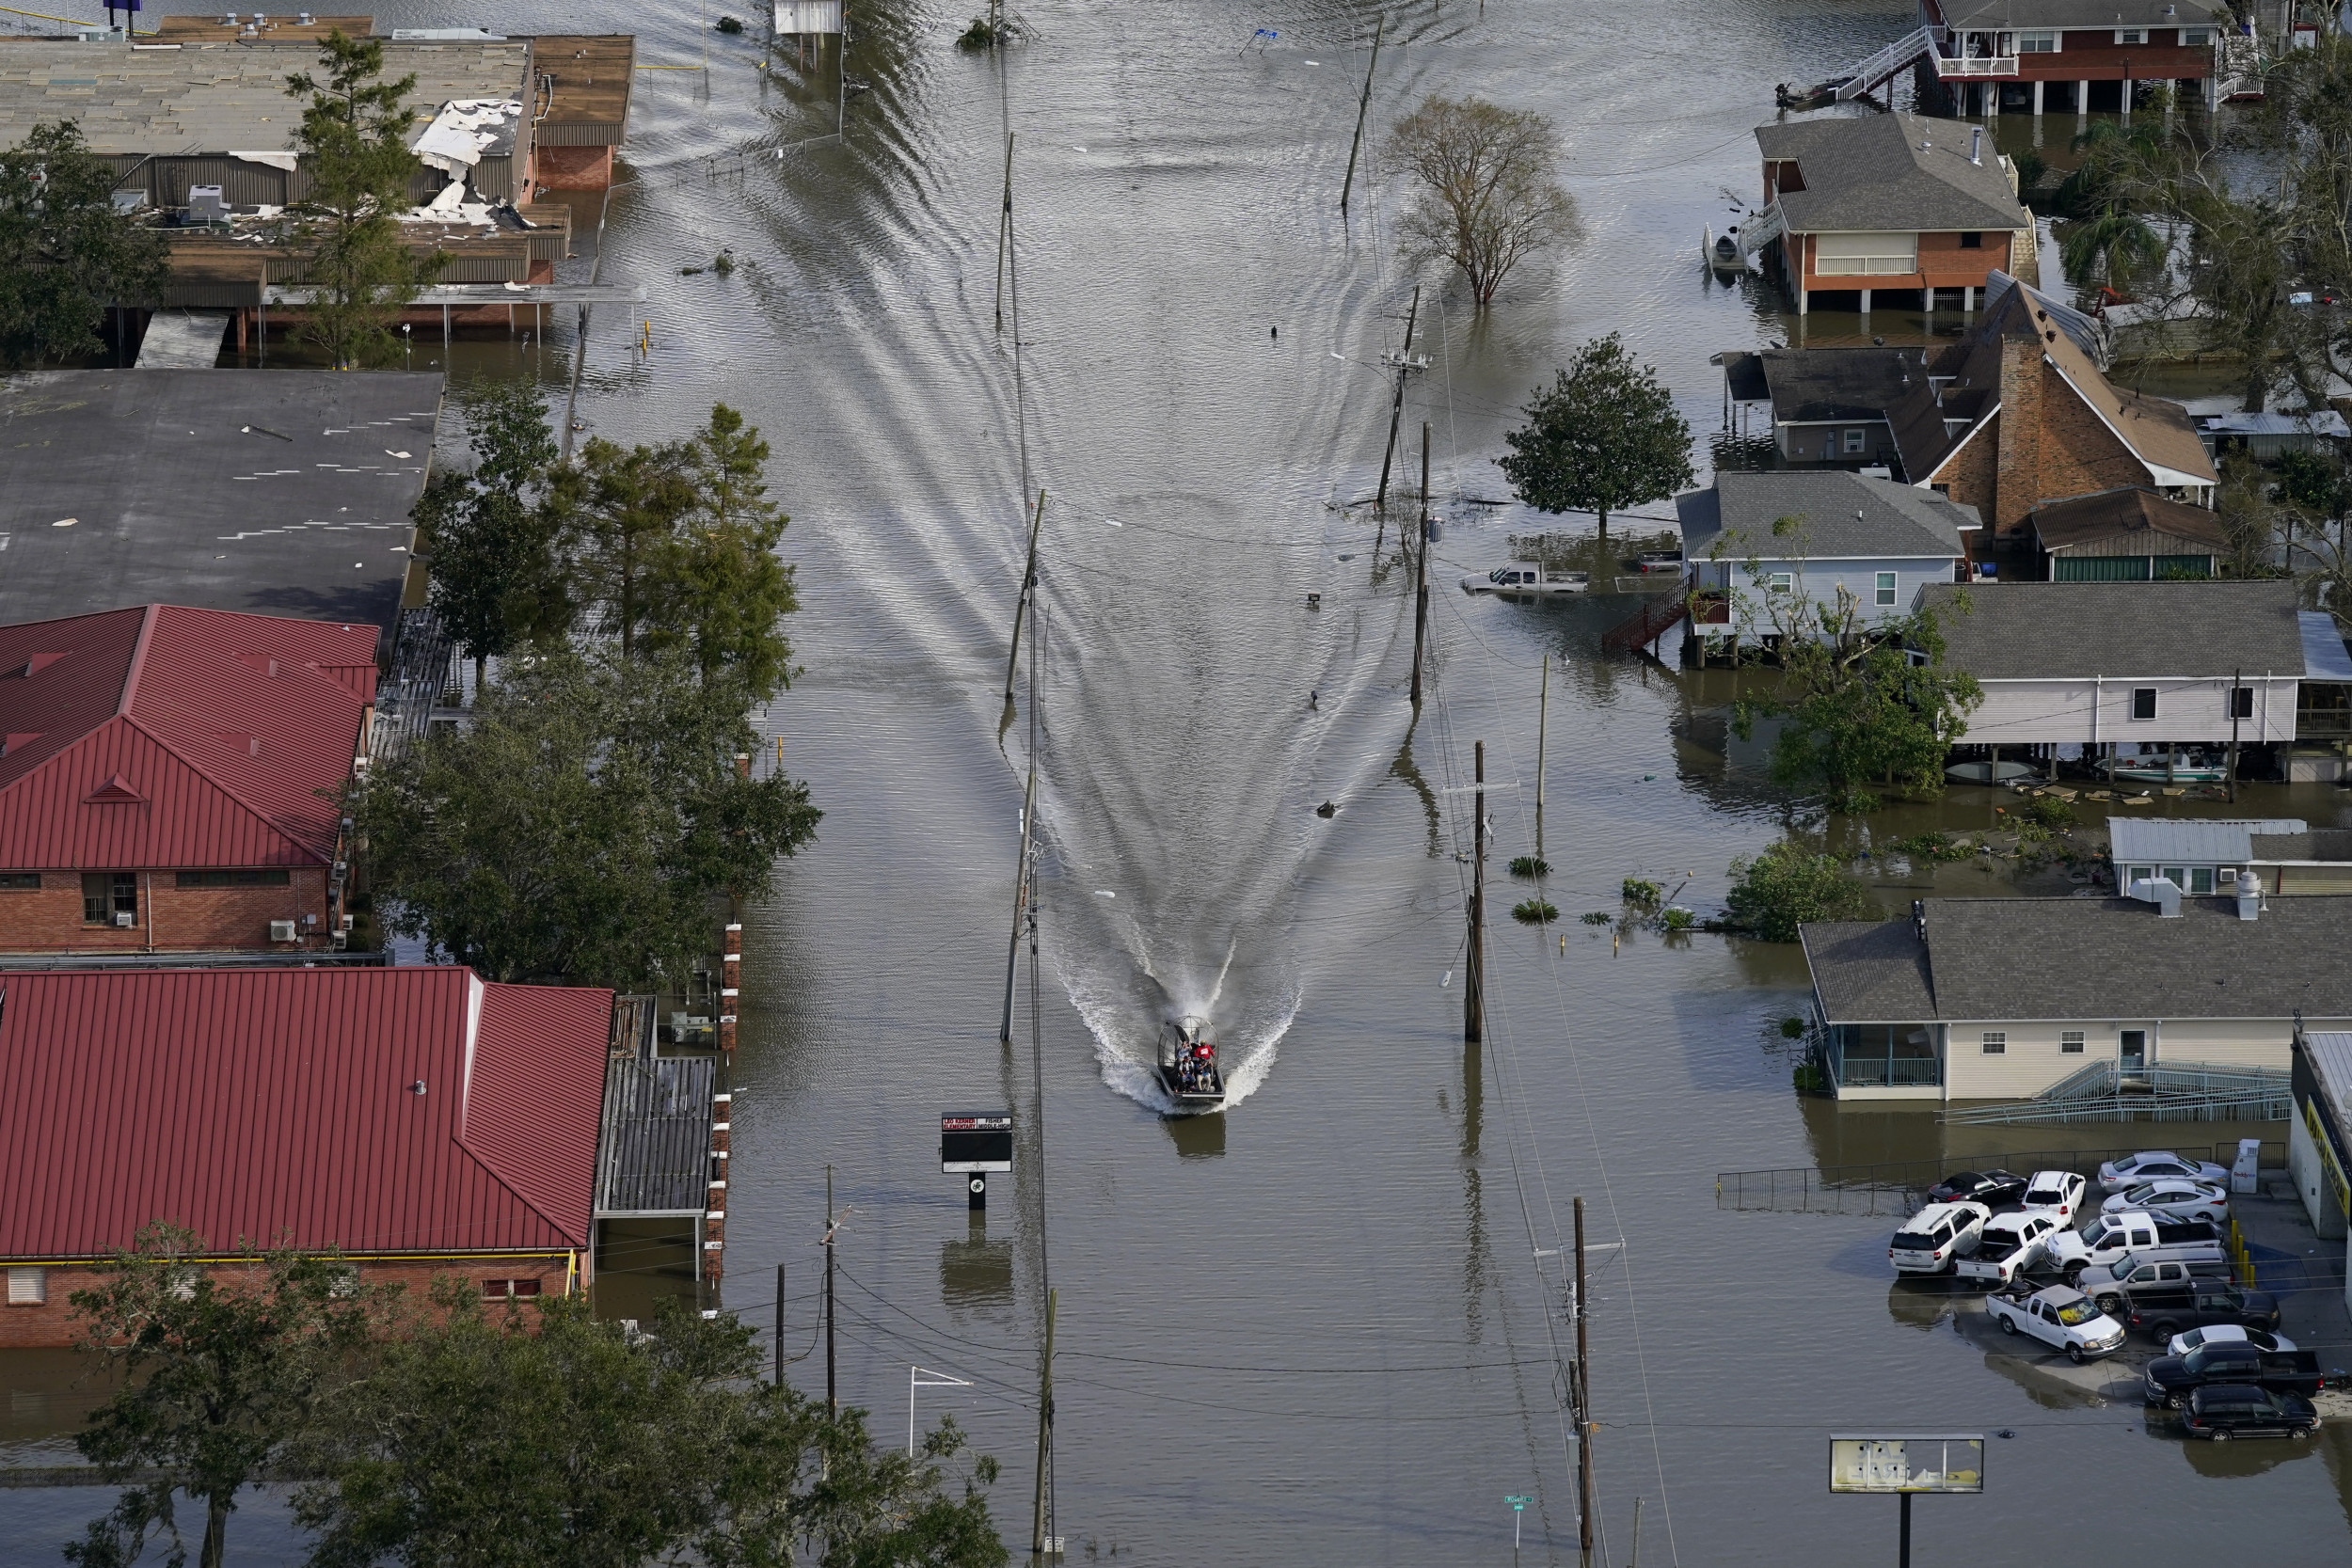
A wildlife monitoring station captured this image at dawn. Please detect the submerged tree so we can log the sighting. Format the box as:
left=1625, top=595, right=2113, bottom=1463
left=0, top=120, right=169, bottom=371
left=285, top=31, right=442, bottom=368
left=1499, top=333, right=1692, bottom=538
left=421, top=381, right=570, bottom=693
left=1725, top=840, right=1878, bottom=942
left=1386, top=94, right=1578, bottom=306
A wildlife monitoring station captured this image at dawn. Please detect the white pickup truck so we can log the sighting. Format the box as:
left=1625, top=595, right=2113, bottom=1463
left=1955, top=1211, right=2063, bottom=1286
left=2043, top=1210, right=2223, bottom=1278
left=1983, top=1283, right=2129, bottom=1363
left=1460, top=562, right=1590, bottom=595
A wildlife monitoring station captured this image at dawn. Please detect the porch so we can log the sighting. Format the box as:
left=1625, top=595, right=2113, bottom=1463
left=1822, top=1022, right=1944, bottom=1100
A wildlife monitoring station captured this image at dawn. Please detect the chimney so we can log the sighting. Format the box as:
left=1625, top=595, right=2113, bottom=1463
left=2237, top=876, right=2263, bottom=921
left=1970, top=126, right=1983, bottom=166
left=2127, top=877, right=2182, bottom=918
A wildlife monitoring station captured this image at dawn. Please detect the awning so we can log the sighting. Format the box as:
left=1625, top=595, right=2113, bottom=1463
left=2301, top=610, right=2352, bottom=681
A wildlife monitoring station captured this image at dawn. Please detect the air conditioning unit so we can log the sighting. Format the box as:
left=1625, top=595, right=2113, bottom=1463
left=112, top=911, right=135, bottom=928
left=269, top=919, right=297, bottom=942
left=338, top=914, right=355, bottom=932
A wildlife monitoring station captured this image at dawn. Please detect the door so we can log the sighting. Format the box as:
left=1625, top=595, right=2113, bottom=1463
left=2121, top=1030, right=2149, bottom=1074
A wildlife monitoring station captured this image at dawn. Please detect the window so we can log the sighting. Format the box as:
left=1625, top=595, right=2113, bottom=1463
left=1843, top=428, right=1867, bottom=454
left=2162, top=865, right=2187, bottom=889
left=2061, top=1030, right=2086, bottom=1054
left=2131, top=688, right=2158, bottom=721
left=2018, top=30, right=2058, bottom=50
left=0, top=872, right=37, bottom=891
left=2228, top=688, right=2255, bottom=720
left=2116, top=27, right=2145, bottom=42
left=1958, top=231, right=1983, bottom=249
left=2185, top=25, right=2214, bottom=44
left=1875, top=571, right=1898, bottom=607
left=2189, top=868, right=2215, bottom=895
left=82, top=871, right=135, bottom=927
left=1768, top=572, right=1794, bottom=594
left=1813, top=231, right=1920, bottom=276
left=175, top=869, right=293, bottom=889
left=480, top=1277, right=545, bottom=1301
left=2127, top=865, right=2154, bottom=886
left=6, top=1266, right=44, bottom=1306
left=1981, top=1032, right=2008, bottom=1054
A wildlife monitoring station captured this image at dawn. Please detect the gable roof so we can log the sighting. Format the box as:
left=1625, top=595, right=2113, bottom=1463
left=1756, top=112, right=2030, bottom=235
left=2030, top=487, right=2233, bottom=553
left=1754, top=346, right=1932, bottom=423
left=1805, top=895, right=2352, bottom=1022
left=1931, top=0, right=2233, bottom=28
left=1916, top=579, right=2308, bottom=680
left=1677, top=470, right=1979, bottom=561
left=2107, top=817, right=2307, bottom=865
left=0, top=967, right=610, bottom=1259
left=0, top=605, right=375, bottom=869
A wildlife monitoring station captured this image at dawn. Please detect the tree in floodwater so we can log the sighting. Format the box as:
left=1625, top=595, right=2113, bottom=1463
left=1725, top=839, right=1877, bottom=942
left=1499, top=333, right=1692, bottom=538
left=1386, top=94, right=1578, bottom=307
left=420, top=380, right=571, bottom=694
left=67, top=1225, right=391, bottom=1568
left=0, top=120, right=168, bottom=371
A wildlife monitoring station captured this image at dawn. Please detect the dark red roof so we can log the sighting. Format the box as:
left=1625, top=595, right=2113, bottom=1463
left=0, top=967, right=611, bottom=1259
left=0, top=605, right=377, bottom=870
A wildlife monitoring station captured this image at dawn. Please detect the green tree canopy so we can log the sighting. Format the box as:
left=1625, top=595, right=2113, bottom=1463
left=421, top=381, right=571, bottom=691
left=67, top=1225, right=391, bottom=1568
left=546, top=434, right=698, bottom=659
left=354, top=646, right=818, bottom=987
left=1725, top=840, right=1878, bottom=942
left=1498, top=333, right=1692, bottom=536
left=0, top=119, right=169, bottom=371
left=285, top=31, right=442, bottom=368
left=294, top=1291, right=1008, bottom=1568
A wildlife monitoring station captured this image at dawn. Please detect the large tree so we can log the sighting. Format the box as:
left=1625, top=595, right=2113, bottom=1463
left=295, top=1291, right=1008, bottom=1568
left=1725, top=839, right=1877, bottom=942
left=285, top=31, right=443, bottom=369
left=354, top=647, right=818, bottom=987
left=421, top=381, right=571, bottom=693
left=546, top=435, right=699, bottom=659
left=0, top=120, right=168, bottom=371
left=1386, top=94, right=1578, bottom=306
left=646, top=404, right=800, bottom=701
left=1498, top=333, right=1692, bottom=538
left=67, top=1225, right=389, bottom=1568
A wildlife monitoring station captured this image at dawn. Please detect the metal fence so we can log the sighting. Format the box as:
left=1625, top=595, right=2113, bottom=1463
left=1941, top=1061, right=2293, bottom=1126
left=1718, top=1140, right=2287, bottom=1215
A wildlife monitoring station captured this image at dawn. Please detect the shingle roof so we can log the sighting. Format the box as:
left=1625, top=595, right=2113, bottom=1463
left=1756, top=346, right=1933, bottom=422
left=1917, top=579, right=2308, bottom=680
left=1805, top=895, right=2352, bottom=1022
left=1756, top=112, right=2029, bottom=234
left=2030, top=487, right=2233, bottom=552
left=1678, top=470, right=1979, bottom=561
left=0, top=605, right=375, bottom=870
left=2249, top=830, right=2352, bottom=865
left=2107, top=818, right=2307, bottom=865
left=1933, top=0, right=2233, bottom=28
left=0, top=967, right=611, bottom=1258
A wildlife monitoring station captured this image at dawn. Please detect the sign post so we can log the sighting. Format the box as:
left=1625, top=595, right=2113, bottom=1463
left=940, top=1113, right=1013, bottom=1212
left=1828, top=1434, right=1983, bottom=1568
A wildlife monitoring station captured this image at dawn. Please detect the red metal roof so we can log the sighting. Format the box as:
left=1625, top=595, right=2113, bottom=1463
left=0, top=967, right=612, bottom=1259
left=0, top=605, right=377, bottom=870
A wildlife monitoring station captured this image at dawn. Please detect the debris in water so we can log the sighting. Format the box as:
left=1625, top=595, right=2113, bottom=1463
left=1104, top=517, right=1124, bottom=528
left=1314, top=800, right=1337, bottom=817
left=1093, top=890, right=1116, bottom=897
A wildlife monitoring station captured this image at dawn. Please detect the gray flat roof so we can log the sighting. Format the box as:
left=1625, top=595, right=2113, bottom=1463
left=1917, top=579, right=2309, bottom=680
left=1756, top=112, right=2030, bottom=235
left=1756, top=346, right=1931, bottom=424
left=1678, top=470, right=1978, bottom=561
left=2107, top=818, right=2306, bottom=865
left=2249, top=830, right=2352, bottom=865
left=0, top=370, right=440, bottom=657
left=1804, top=895, right=2352, bottom=1022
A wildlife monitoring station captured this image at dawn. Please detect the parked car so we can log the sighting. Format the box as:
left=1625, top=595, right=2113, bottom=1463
left=1954, top=1212, right=2063, bottom=1286
left=2099, top=1178, right=2230, bottom=1225
left=2020, top=1170, right=2088, bottom=1223
left=2123, top=1277, right=2281, bottom=1343
left=2077, top=1255, right=2233, bottom=1315
left=2097, top=1150, right=2231, bottom=1195
left=1928, top=1169, right=2029, bottom=1207
left=1983, top=1283, right=2128, bottom=1362
left=2169, top=1323, right=2298, bottom=1358
left=1888, top=1201, right=1992, bottom=1275
left=2045, top=1212, right=2223, bottom=1280
left=2181, top=1385, right=2321, bottom=1442
left=2144, top=1342, right=2326, bottom=1407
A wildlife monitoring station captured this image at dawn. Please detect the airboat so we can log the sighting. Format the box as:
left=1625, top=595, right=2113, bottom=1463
left=1156, top=1017, right=1226, bottom=1106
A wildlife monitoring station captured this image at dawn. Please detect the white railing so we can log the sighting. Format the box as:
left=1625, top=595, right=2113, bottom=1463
left=1835, top=25, right=1938, bottom=99
left=1739, top=202, right=1786, bottom=257
left=1815, top=256, right=1920, bottom=276
left=1937, top=55, right=2019, bottom=76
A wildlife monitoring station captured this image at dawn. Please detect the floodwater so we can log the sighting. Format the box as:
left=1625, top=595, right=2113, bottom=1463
left=8, top=0, right=2352, bottom=1563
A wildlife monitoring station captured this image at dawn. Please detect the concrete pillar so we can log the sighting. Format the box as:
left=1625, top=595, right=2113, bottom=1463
left=1799, top=287, right=1809, bottom=317
left=2078, top=79, right=2091, bottom=117
left=1988, top=77, right=2001, bottom=115
left=1860, top=288, right=1873, bottom=314
left=2122, top=78, right=2134, bottom=120
left=1964, top=285, right=1977, bottom=311
left=2032, top=79, right=2045, bottom=114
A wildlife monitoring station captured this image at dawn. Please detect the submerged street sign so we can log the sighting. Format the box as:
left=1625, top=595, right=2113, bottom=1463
left=940, top=1114, right=1013, bottom=1173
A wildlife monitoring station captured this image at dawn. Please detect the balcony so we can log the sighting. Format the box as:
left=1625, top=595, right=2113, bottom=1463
left=1936, top=55, right=2018, bottom=77
left=1834, top=1056, right=1944, bottom=1088
left=1825, top=1023, right=1942, bottom=1095
left=1814, top=256, right=1921, bottom=277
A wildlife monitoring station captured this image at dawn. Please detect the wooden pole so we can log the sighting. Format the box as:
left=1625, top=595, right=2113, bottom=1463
left=1575, top=1195, right=1593, bottom=1553
left=1000, top=758, right=1036, bottom=1044
left=1339, top=14, right=1384, bottom=214
left=1535, top=653, right=1549, bottom=856
left=775, top=1259, right=787, bottom=1384
left=994, top=133, right=1014, bottom=335
left=1030, top=1287, right=1057, bottom=1560
left=1375, top=285, right=1420, bottom=509
left=824, top=1165, right=837, bottom=1419
left=1410, top=423, right=1431, bottom=705
left=1004, top=488, right=1045, bottom=703
left=1466, top=740, right=1485, bottom=1044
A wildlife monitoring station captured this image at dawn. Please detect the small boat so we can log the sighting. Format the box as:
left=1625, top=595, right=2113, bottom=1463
left=1704, top=226, right=1746, bottom=274
left=2104, top=748, right=2230, bottom=784
left=1157, top=1017, right=1226, bottom=1105
left=1632, top=550, right=1683, bottom=573
left=1461, top=562, right=1589, bottom=595
left=1945, top=759, right=2039, bottom=784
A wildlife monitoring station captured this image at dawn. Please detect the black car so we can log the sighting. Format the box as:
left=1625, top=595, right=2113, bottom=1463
left=1927, top=1169, right=2028, bottom=1207
left=2181, top=1385, right=2320, bottom=1442
left=2126, top=1282, right=2282, bottom=1343
left=2144, top=1342, right=2325, bottom=1407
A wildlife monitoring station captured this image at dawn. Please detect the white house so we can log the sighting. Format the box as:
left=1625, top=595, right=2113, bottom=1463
left=1801, top=890, right=2352, bottom=1102
left=1677, top=470, right=1978, bottom=659
left=2106, top=817, right=2308, bottom=898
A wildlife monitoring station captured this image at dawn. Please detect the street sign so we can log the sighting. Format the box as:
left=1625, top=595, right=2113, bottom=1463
left=940, top=1113, right=1013, bottom=1173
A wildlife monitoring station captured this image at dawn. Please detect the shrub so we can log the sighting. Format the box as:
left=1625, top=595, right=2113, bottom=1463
left=1579, top=911, right=1613, bottom=926
left=2027, top=795, right=2077, bottom=832
left=1512, top=898, right=1559, bottom=924
left=1888, top=832, right=1973, bottom=864
left=1509, top=855, right=1550, bottom=878
left=1621, top=878, right=1662, bottom=905
left=1779, top=1016, right=1806, bottom=1038
left=1659, top=907, right=1695, bottom=931
left=1724, top=841, right=1877, bottom=942
left=715, top=14, right=744, bottom=32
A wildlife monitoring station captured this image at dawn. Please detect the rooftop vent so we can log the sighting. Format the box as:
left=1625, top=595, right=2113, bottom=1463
left=2237, top=877, right=2263, bottom=921
left=1970, top=126, right=1983, bottom=166
left=2127, top=876, right=2183, bottom=917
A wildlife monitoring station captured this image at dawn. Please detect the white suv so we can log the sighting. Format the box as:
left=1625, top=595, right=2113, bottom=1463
left=1890, top=1201, right=1993, bottom=1275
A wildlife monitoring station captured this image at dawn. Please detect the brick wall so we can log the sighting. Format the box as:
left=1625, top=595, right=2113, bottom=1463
left=1937, top=340, right=2152, bottom=537
left=0, top=1257, right=573, bottom=1348
left=0, top=867, right=332, bottom=952
left=533, top=144, right=614, bottom=190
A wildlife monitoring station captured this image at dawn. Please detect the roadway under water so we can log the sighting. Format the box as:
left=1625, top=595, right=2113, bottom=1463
left=7, top=0, right=2352, bottom=1562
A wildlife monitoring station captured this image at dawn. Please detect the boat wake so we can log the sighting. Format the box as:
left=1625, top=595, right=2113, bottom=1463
left=1055, top=931, right=1300, bottom=1116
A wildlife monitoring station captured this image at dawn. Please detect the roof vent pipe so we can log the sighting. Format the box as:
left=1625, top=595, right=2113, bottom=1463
left=1970, top=126, right=1983, bottom=166
left=2237, top=877, right=2263, bottom=921
left=2127, top=877, right=2183, bottom=917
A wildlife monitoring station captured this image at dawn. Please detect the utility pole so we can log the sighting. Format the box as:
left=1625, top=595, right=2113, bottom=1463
left=1004, top=488, right=1046, bottom=704
left=1411, top=422, right=1432, bottom=705
left=1375, top=285, right=1422, bottom=510
left=994, top=133, right=1014, bottom=335
left=1030, top=1287, right=1058, bottom=1560
left=1339, top=13, right=1383, bottom=214
left=824, top=1166, right=838, bottom=1419
left=775, top=1259, right=787, bottom=1385
left=1001, top=521, right=1043, bottom=1045
left=2227, top=666, right=2244, bottom=803
left=1466, top=740, right=1486, bottom=1044
left=1574, top=1195, right=1593, bottom=1555
left=1535, top=654, right=1549, bottom=859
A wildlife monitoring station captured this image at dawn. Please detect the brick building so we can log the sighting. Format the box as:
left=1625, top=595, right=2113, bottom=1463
left=1889, top=278, right=2217, bottom=541
left=0, top=966, right=612, bottom=1347
left=0, top=605, right=376, bottom=954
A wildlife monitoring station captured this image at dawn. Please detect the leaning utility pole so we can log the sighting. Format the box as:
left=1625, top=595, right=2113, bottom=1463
left=994, top=133, right=1015, bottom=335
left=824, top=1166, right=839, bottom=1419
left=1339, top=13, right=1383, bottom=214
left=1375, top=285, right=1422, bottom=509
left=1574, top=1196, right=1594, bottom=1554
left=1001, top=552, right=1042, bottom=1045
left=1410, top=422, right=1432, bottom=705
left=1535, top=654, right=1549, bottom=856
left=1030, top=1287, right=1058, bottom=1560
left=1003, top=488, right=1046, bottom=705
left=1465, top=740, right=1486, bottom=1043
left=775, top=1259, right=787, bottom=1385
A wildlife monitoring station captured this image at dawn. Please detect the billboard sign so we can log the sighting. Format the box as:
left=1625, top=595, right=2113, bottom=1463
left=941, top=1114, right=1013, bottom=1173
left=1827, top=1435, right=1984, bottom=1495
